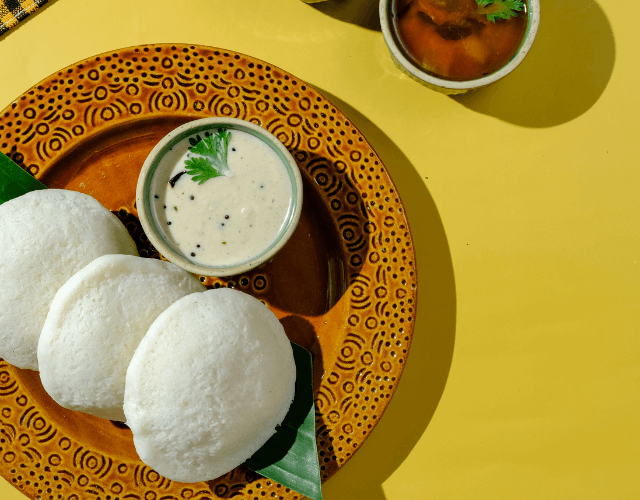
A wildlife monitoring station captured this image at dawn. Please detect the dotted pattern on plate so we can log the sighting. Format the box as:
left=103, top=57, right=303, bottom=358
left=0, top=44, right=416, bottom=500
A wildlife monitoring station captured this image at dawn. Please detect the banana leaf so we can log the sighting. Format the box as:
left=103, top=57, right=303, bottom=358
left=244, top=343, right=322, bottom=500
left=0, top=151, right=47, bottom=204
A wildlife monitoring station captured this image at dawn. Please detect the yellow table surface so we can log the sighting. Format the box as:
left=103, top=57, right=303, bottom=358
left=1, top=0, right=638, bottom=498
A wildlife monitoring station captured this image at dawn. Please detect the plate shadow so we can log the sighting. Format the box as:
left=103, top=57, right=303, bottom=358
left=452, top=0, right=616, bottom=128
left=313, top=88, right=457, bottom=500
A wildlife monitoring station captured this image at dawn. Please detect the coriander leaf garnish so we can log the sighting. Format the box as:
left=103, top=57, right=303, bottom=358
left=476, top=0, right=524, bottom=23
left=184, top=129, right=232, bottom=185
left=184, top=156, right=225, bottom=185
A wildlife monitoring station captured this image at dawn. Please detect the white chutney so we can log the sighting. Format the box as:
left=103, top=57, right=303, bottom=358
left=150, top=129, right=292, bottom=267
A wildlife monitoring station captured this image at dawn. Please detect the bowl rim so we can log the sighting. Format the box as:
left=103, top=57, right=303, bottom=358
left=136, top=117, right=303, bottom=277
left=379, top=0, right=541, bottom=90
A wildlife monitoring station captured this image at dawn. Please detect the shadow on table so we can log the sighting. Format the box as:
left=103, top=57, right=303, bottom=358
left=313, top=87, right=457, bottom=500
left=453, top=0, right=616, bottom=128
left=306, top=0, right=381, bottom=31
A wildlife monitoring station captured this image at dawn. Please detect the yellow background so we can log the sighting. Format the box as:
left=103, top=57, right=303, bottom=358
left=1, top=0, right=638, bottom=498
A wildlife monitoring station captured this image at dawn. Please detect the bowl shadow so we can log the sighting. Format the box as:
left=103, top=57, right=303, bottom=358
left=39, top=114, right=367, bottom=321
left=452, top=0, right=616, bottom=128
left=307, top=0, right=382, bottom=32
left=313, top=87, right=457, bottom=500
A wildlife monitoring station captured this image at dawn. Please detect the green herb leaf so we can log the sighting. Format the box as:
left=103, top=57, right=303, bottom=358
left=476, top=0, right=524, bottom=22
left=244, top=343, right=323, bottom=500
left=184, top=156, right=225, bottom=185
left=184, top=129, right=231, bottom=184
left=0, top=151, right=47, bottom=204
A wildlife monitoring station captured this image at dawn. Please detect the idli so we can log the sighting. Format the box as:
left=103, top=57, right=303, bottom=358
left=0, top=189, right=138, bottom=370
left=38, top=254, right=206, bottom=421
left=124, top=288, right=296, bottom=483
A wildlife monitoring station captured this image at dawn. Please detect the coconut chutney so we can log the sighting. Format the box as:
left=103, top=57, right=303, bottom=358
left=149, top=128, right=292, bottom=267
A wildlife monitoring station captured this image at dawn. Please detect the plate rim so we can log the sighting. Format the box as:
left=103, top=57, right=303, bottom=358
left=0, top=42, right=418, bottom=500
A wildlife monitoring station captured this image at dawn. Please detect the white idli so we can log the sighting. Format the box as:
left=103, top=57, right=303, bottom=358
left=123, top=288, right=296, bottom=483
left=0, top=189, right=138, bottom=370
left=38, top=254, right=206, bottom=421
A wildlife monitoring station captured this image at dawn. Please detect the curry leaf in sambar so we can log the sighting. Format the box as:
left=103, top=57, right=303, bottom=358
left=475, top=0, right=524, bottom=22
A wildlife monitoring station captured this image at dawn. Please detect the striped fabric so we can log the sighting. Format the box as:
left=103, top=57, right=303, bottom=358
left=0, top=0, right=48, bottom=35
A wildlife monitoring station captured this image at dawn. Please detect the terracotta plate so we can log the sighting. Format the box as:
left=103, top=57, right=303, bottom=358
left=0, top=44, right=417, bottom=500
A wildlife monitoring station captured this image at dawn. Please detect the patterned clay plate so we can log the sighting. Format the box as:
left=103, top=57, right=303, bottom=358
left=0, top=44, right=417, bottom=500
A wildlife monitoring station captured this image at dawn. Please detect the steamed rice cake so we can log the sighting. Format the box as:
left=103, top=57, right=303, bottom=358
left=123, top=288, right=296, bottom=482
left=38, top=254, right=206, bottom=421
left=0, top=189, right=138, bottom=370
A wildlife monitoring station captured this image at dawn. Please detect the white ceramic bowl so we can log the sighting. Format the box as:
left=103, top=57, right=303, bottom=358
left=136, top=117, right=303, bottom=277
left=380, top=0, right=540, bottom=94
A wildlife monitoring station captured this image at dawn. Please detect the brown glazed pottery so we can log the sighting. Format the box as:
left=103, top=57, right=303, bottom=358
left=0, top=44, right=417, bottom=500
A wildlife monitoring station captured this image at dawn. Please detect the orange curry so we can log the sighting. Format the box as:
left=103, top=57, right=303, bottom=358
left=396, top=0, right=528, bottom=81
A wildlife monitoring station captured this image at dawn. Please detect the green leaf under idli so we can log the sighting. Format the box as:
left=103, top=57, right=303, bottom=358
left=0, top=152, right=47, bottom=204
left=244, top=342, right=323, bottom=500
